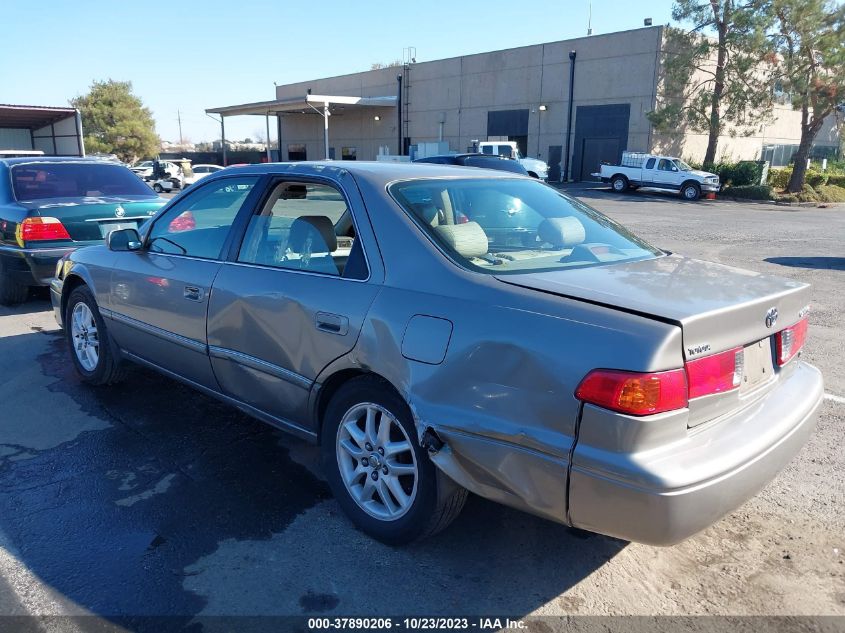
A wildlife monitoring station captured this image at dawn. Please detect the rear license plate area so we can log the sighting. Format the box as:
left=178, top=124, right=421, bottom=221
left=99, top=221, right=137, bottom=238
left=740, top=337, right=774, bottom=393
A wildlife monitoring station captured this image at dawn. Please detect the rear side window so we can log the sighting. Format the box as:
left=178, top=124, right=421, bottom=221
left=645, top=158, right=656, bottom=169
left=237, top=181, right=367, bottom=280
left=12, top=163, right=153, bottom=201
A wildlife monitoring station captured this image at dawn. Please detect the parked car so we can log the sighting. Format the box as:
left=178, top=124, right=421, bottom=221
left=414, top=153, right=530, bottom=176
left=0, top=157, right=166, bottom=305
left=593, top=151, right=720, bottom=200
left=51, top=162, right=822, bottom=545
left=185, top=163, right=225, bottom=187
left=130, top=160, right=155, bottom=179
left=476, top=141, right=549, bottom=180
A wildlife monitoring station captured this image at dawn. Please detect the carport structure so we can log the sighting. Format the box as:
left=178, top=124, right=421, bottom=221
left=0, top=104, right=84, bottom=156
left=206, top=94, right=397, bottom=164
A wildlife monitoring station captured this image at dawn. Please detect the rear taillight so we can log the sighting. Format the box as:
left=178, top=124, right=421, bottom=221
left=776, top=318, right=808, bottom=366
left=17, top=217, right=71, bottom=243
left=685, top=347, right=743, bottom=399
left=575, top=369, right=688, bottom=416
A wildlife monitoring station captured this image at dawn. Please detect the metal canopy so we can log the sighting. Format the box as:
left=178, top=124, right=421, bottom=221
left=0, top=104, right=77, bottom=128
left=206, top=94, right=397, bottom=161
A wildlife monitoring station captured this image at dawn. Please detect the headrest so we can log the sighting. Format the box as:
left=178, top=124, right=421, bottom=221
left=289, top=216, right=337, bottom=254
left=538, top=217, right=586, bottom=248
left=434, top=222, right=489, bottom=259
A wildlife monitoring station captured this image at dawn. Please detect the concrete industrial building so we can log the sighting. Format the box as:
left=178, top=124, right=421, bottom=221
left=208, top=26, right=840, bottom=179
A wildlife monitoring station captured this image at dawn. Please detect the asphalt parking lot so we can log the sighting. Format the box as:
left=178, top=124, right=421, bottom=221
left=0, top=188, right=842, bottom=629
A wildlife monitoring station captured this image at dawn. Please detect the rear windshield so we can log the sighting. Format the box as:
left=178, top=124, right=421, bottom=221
left=461, top=156, right=527, bottom=174
left=389, top=178, right=663, bottom=274
left=11, top=162, right=153, bottom=201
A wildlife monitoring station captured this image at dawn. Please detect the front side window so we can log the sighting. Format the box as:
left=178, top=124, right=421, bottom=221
left=237, top=181, right=367, bottom=280
left=390, top=178, right=662, bottom=275
left=12, top=163, right=153, bottom=201
left=147, top=177, right=258, bottom=259
left=497, top=145, right=513, bottom=158
left=658, top=159, right=675, bottom=172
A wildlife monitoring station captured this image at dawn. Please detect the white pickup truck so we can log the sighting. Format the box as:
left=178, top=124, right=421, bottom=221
left=592, top=152, right=720, bottom=201
left=477, top=141, right=549, bottom=180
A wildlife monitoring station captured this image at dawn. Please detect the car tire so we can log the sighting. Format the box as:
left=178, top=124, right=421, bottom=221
left=681, top=182, right=701, bottom=201
left=65, top=285, right=127, bottom=385
left=611, top=175, right=629, bottom=193
left=0, top=257, right=29, bottom=306
left=153, top=183, right=163, bottom=193
left=322, top=375, right=468, bottom=544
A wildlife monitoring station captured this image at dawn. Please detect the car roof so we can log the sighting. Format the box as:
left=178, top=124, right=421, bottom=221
left=0, top=156, right=125, bottom=167
left=214, top=160, right=529, bottom=188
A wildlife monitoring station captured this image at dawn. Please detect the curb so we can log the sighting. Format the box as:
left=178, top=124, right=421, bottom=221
left=717, top=195, right=845, bottom=208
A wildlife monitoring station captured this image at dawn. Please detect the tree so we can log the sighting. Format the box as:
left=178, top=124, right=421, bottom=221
left=71, top=80, right=159, bottom=163
left=370, top=60, right=402, bottom=70
left=649, top=1, right=776, bottom=166
left=764, top=0, right=845, bottom=192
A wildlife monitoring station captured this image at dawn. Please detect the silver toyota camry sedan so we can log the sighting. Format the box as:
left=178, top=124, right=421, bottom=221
left=51, top=162, right=824, bottom=545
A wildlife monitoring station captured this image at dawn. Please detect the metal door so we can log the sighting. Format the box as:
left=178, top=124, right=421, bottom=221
left=106, top=176, right=261, bottom=388
left=206, top=171, right=383, bottom=435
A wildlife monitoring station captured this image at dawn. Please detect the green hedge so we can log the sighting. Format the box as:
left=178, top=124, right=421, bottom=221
left=710, top=161, right=765, bottom=187
left=721, top=184, right=776, bottom=200
left=767, top=168, right=792, bottom=189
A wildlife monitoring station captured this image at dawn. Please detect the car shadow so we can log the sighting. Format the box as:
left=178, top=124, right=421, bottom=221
left=764, top=256, right=845, bottom=271
left=563, top=185, right=710, bottom=205
left=0, top=288, right=52, bottom=317
left=0, top=320, right=626, bottom=630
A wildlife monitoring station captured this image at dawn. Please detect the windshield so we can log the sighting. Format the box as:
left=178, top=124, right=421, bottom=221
left=675, top=159, right=692, bottom=171
left=390, top=178, right=663, bottom=274
left=12, top=162, right=153, bottom=201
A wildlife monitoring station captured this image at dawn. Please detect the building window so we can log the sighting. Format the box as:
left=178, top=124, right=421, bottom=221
left=288, top=144, right=307, bottom=161
left=341, top=147, right=357, bottom=161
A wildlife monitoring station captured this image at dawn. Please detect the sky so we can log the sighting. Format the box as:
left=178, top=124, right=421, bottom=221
left=1, top=0, right=674, bottom=143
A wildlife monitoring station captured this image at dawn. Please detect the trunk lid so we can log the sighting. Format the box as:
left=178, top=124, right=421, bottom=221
left=20, top=196, right=165, bottom=243
left=495, top=254, right=810, bottom=361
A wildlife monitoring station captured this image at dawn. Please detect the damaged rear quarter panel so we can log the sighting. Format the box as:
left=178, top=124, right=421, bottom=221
left=332, top=279, right=684, bottom=524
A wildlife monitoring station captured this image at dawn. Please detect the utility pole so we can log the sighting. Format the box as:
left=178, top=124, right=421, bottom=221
left=177, top=110, right=183, bottom=145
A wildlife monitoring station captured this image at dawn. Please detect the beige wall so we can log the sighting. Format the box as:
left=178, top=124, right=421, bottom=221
left=268, top=25, right=838, bottom=174
left=273, top=26, right=665, bottom=173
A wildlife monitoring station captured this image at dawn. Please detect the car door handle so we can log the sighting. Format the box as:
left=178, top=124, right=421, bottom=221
left=183, top=285, right=204, bottom=301
left=315, top=311, right=349, bottom=336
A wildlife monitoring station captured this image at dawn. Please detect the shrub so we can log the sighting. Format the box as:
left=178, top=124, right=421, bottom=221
left=796, top=184, right=819, bottom=202
left=767, top=168, right=792, bottom=189
left=722, top=184, right=775, bottom=200
left=712, top=161, right=764, bottom=187
left=816, top=184, right=845, bottom=202
left=827, top=174, right=845, bottom=188
left=805, top=169, right=828, bottom=187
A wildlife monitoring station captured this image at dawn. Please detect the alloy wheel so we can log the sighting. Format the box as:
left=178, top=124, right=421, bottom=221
left=335, top=402, right=418, bottom=521
left=70, top=302, right=99, bottom=371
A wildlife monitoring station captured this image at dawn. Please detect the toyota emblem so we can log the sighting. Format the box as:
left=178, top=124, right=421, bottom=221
left=115, top=205, right=126, bottom=218
left=765, top=307, right=778, bottom=328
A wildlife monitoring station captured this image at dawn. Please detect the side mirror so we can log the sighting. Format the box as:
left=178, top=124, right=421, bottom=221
left=107, top=228, right=143, bottom=252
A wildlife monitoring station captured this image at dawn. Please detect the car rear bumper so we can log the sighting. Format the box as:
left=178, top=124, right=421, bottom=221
left=0, top=245, right=76, bottom=286
left=568, top=361, right=823, bottom=545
